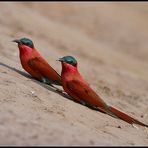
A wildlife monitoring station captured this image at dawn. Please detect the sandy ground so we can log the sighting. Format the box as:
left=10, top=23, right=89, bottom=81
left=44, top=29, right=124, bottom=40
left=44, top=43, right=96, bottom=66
left=0, top=2, right=148, bottom=146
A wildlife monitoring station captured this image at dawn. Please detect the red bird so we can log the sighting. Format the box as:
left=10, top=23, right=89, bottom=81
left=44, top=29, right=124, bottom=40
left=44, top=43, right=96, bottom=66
left=13, top=38, right=61, bottom=89
left=58, top=55, right=148, bottom=127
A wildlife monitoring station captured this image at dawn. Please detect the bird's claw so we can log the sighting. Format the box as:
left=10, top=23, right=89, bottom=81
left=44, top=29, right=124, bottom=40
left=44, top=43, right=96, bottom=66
left=132, top=124, right=139, bottom=130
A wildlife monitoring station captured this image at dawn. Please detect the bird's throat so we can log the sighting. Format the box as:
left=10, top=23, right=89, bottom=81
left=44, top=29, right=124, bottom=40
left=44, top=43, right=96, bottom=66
left=61, top=63, right=78, bottom=75
left=18, top=44, right=33, bottom=56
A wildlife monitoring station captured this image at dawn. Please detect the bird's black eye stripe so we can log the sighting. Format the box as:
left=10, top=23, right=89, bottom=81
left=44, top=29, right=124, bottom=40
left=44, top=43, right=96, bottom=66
left=23, top=41, right=29, bottom=46
left=69, top=60, right=73, bottom=64
left=67, top=60, right=77, bottom=66
left=26, top=42, right=31, bottom=46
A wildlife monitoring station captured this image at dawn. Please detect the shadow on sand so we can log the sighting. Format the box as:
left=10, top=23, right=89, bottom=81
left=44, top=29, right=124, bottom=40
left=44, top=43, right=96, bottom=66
left=0, top=62, right=100, bottom=112
left=0, top=62, right=72, bottom=100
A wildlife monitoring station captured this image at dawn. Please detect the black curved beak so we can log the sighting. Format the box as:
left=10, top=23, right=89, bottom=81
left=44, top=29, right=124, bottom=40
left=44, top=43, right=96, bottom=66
left=57, top=58, right=64, bottom=62
left=12, top=39, right=21, bottom=44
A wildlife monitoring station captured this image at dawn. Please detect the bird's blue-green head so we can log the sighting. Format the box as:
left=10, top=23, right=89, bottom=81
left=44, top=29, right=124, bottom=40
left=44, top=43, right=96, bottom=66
left=12, top=37, right=34, bottom=48
left=58, top=56, right=77, bottom=67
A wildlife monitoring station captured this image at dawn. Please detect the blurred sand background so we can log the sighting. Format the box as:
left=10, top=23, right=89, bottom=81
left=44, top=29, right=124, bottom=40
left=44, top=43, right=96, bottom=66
left=0, top=2, right=148, bottom=146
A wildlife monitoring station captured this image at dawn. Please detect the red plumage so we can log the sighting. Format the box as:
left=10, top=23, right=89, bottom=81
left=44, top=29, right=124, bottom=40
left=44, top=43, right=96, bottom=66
left=60, top=58, right=148, bottom=127
left=13, top=38, right=61, bottom=85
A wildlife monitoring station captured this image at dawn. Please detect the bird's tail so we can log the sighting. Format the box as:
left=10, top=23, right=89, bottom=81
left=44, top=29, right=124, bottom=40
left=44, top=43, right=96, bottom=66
left=108, top=106, right=148, bottom=127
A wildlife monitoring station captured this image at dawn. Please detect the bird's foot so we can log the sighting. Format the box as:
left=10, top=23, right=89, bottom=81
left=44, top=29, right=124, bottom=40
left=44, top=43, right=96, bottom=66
left=50, top=84, right=64, bottom=93
left=55, top=88, right=64, bottom=93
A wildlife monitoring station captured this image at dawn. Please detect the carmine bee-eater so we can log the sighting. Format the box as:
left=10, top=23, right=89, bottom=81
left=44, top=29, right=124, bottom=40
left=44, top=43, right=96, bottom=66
left=13, top=37, right=61, bottom=89
left=58, top=55, right=148, bottom=127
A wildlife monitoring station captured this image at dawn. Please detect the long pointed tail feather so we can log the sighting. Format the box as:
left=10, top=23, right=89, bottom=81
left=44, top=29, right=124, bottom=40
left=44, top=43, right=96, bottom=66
left=108, top=106, right=148, bottom=127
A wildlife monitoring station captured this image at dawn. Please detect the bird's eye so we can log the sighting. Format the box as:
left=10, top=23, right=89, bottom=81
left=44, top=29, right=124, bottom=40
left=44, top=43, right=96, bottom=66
left=26, top=42, right=30, bottom=46
left=68, top=60, right=73, bottom=64
left=23, top=41, right=33, bottom=48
